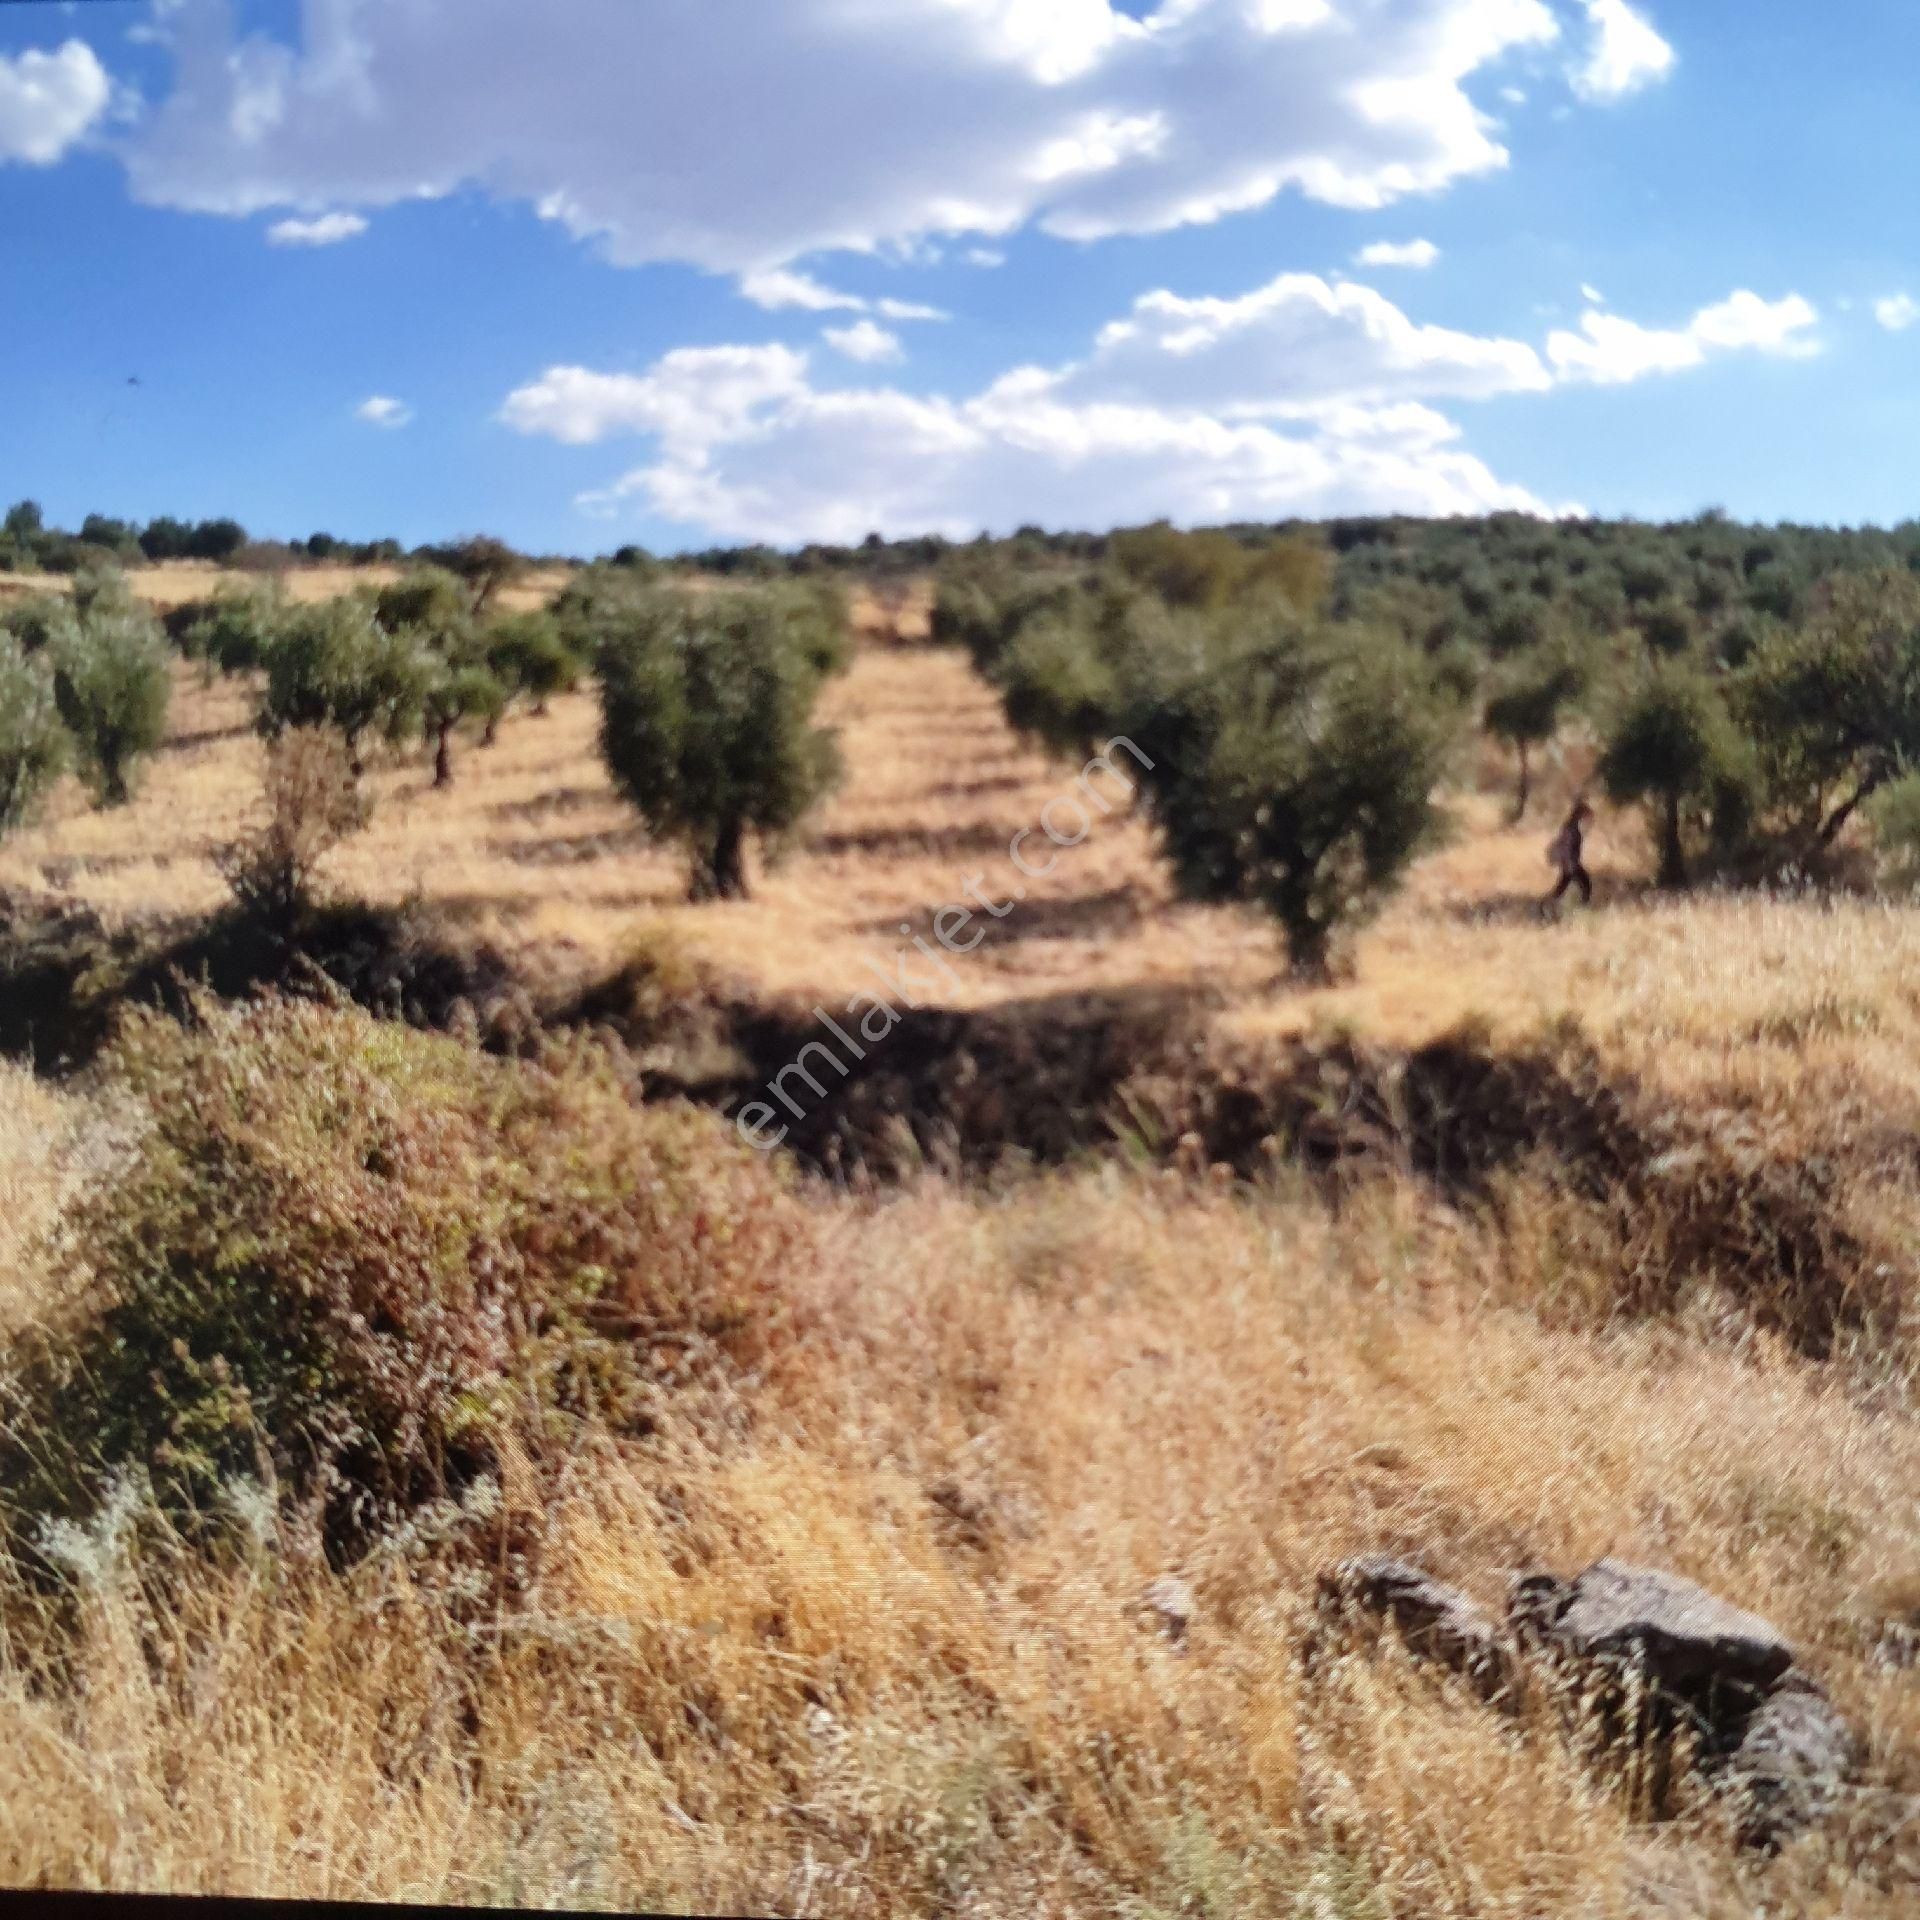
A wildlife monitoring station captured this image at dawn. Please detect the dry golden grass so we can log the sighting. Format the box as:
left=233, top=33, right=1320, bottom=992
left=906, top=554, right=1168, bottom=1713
left=4, top=583, right=1920, bottom=1912
left=1, top=1174, right=1914, bottom=1912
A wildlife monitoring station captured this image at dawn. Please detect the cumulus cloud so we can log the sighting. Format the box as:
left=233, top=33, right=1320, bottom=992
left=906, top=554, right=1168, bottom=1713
left=267, top=210, right=368, bottom=247
left=501, top=274, right=1585, bottom=544
left=1571, top=0, right=1675, bottom=102
left=123, top=0, right=1569, bottom=273
left=825, top=320, right=906, bottom=364
left=356, top=395, right=414, bottom=429
left=1875, top=294, right=1920, bottom=334
left=1547, top=291, right=1819, bottom=384
left=1354, top=239, right=1440, bottom=270
left=0, top=40, right=110, bottom=166
left=1072, top=272, right=1551, bottom=414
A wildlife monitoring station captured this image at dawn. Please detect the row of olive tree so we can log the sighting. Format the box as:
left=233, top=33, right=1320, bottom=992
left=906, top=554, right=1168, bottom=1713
left=944, top=535, right=1455, bottom=977
left=0, top=576, right=173, bottom=838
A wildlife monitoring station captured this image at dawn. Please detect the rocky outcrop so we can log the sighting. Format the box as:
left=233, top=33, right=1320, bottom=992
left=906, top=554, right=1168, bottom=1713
left=1318, top=1552, right=1858, bottom=1849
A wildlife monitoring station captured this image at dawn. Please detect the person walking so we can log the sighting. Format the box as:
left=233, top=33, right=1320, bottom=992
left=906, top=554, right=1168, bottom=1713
left=1545, top=797, right=1595, bottom=909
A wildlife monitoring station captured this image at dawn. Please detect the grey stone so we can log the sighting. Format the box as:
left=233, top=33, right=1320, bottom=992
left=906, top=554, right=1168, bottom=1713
left=1545, top=1559, right=1796, bottom=1701
left=1721, top=1677, right=1859, bottom=1849
left=1320, top=1555, right=1513, bottom=1697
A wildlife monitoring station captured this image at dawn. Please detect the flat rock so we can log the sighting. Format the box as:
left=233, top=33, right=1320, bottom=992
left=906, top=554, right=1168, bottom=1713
left=1544, top=1559, right=1796, bottom=1700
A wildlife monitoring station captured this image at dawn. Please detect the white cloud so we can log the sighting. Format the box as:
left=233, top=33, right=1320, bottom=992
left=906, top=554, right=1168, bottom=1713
left=825, top=320, right=906, bottom=364
left=966, top=248, right=1007, bottom=268
left=1354, top=239, right=1440, bottom=270
left=1580, top=282, right=1606, bottom=305
left=1571, top=0, right=1675, bottom=102
left=267, top=210, right=368, bottom=247
left=356, top=395, right=414, bottom=429
left=0, top=41, right=110, bottom=166
left=499, top=346, right=812, bottom=449
left=124, top=0, right=1566, bottom=274
left=1073, top=272, right=1552, bottom=414
left=1875, top=294, right=1920, bottom=334
left=877, top=297, right=950, bottom=322
left=738, top=268, right=867, bottom=313
left=1548, top=290, right=1818, bottom=384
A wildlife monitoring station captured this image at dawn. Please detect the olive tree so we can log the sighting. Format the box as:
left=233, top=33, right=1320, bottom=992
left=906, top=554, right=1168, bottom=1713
left=1598, top=669, right=1751, bottom=889
left=1125, top=619, right=1456, bottom=978
left=261, top=597, right=432, bottom=775
left=50, top=604, right=172, bottom=807
left=1484, top=651, right=1585, bottom=820
left=1733, top=569, right=1920, bottom=856
left=424, top=662, right=506, bottom=789
left=596, top=589, right=842, bottom=901
left=486, top=610, right=580, bottom=722
left=0, top=637, right=67, bottom=834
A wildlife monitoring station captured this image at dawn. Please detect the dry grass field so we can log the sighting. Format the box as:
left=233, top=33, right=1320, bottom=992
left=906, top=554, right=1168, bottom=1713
left=2, top=573, right=1918, bottom=1914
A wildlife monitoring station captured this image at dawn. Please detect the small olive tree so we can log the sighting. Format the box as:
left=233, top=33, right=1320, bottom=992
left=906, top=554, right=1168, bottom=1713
left=596, top=589, right=843, bottom=900
left=1598, top=669, right=1751, bottom=889
left=0, top=636, right=68, bottom=834
left=1125, top=620, right=1456, bottom=978
left=1484, top=651, right=1585, bottom=820
left=260, top=597, right=432, bottom=775
left=50, top=604, right=172, bottom=807
left=485, top=610, right=581, bottom=722
left=424, top=662, right=506, bottom=789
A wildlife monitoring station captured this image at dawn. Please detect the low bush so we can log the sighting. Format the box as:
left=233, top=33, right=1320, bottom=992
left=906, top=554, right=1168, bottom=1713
left=213, top=727, right=370, bottom=929
left=0, top=996, right=816, bottom=1564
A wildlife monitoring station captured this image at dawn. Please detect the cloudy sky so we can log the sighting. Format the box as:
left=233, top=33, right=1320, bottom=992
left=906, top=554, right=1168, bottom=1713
left=1, top=2, right=1915, bottom=553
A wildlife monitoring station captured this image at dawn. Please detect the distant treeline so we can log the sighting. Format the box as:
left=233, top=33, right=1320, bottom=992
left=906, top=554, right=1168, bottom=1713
left=0, top=500, right=583, bottom=579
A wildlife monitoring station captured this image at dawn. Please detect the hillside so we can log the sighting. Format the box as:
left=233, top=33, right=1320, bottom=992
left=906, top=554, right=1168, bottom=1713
left=0, top=575, right=1916, bottom=1914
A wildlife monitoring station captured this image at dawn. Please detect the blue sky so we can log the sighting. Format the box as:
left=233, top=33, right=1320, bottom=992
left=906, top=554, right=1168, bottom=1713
left=0, top=1, right=1916, bottom=556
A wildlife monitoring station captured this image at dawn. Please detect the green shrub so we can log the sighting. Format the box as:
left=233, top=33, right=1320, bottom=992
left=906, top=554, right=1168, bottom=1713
left=596, top=588, right=843, bottom=900
left=0, top=636, right=67, bottom=834
left=424, top=661, right=507, bottom=788
left=0, top=997, right=815, bottom=1561
left=49, top=603, right=171, bottom=807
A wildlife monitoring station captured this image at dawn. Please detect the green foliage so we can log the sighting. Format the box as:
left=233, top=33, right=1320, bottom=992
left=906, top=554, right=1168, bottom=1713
left=1599, top=668, right=1751, bottom=887
left=1484, top=649, right=1586, bottom=818
left=0, top=636, right=67, bottom=835
left=48, top=602, right=171, bottom=808
left=424, top=661, right=507, bottom=787
left=998, top=609, right=1124, bottom=762
left=170, top=582, right=283, bottom=677
left=485, top=609, right=581, bottom=711
left=261, top=597, right=433, bottom=769
left=0, top=997, right=814, bottom=1561
left=770, top=578, right=854, bottom=681
left=1109, top=523, right=1329, bottom=615
left=374, top=568, right=472, bottom=643
left=0, top=592, right=73, bottom=657
left=1869, top=771, right=1920, bottom=894
left=1733, top=570, right=1920, bottom=850
left=596, top=587, right=844, bottom=900
left=1126, top=619, right=1457, bottom=976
